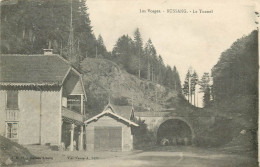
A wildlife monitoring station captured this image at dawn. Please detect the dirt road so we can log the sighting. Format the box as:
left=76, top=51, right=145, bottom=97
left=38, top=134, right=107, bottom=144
left=22, top=147, right=257, bottom=167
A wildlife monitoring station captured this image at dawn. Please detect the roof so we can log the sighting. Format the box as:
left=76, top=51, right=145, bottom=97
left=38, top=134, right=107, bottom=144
left=84, top=103, right=138, bottom=127
left=0, top=54, right=74, bottom=86
left=62, top=107, right=84, bottom=125
left=106, top=104, right=134, bottom=120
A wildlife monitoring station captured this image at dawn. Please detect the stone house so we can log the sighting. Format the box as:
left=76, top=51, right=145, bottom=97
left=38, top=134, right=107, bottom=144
left=0, top=51, right=86, bottom=151
left=84, top=103, right=138, bottom=151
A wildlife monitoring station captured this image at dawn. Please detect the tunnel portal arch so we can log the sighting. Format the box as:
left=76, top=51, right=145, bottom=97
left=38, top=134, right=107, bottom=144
left=156, top=118, right=195, bottom=145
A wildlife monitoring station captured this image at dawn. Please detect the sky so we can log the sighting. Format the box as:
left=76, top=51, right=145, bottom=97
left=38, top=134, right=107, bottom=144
left=86, top=0, right=257, bottom=84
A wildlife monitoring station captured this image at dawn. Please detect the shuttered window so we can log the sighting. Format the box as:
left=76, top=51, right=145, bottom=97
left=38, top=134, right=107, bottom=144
left=6, top=91, right=18, bottom=109
left=6, top=122, right=18, bottom=139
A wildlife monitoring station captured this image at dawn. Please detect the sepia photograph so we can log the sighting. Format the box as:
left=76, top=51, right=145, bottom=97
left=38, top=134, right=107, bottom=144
left=0, top=0, right=259, bottom=166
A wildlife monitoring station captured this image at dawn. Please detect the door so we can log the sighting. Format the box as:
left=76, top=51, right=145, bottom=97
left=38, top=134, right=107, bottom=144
left=94, top=126, right=122, bottom=151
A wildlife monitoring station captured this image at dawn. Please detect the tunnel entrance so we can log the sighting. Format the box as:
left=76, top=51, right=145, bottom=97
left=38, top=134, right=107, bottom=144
left=157, top=119, right=193, bottom=146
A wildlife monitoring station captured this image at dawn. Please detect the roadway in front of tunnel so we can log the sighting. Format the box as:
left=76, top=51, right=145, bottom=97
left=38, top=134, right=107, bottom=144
left=22, top=146, right=257, bottom=167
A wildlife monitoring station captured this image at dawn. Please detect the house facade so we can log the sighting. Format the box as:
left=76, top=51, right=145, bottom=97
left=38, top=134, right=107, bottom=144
left=0, top=53, right=86, bottom=151
left=84, top=103, right=138, bottom=152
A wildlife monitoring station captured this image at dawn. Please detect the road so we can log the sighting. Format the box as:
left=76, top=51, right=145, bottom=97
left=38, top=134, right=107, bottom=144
left=23, top=148, right=257, bottom=167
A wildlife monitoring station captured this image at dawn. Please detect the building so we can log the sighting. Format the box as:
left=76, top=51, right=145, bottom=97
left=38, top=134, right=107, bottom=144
left=0, top=52, right=86, bottom=151
left=84, top=103, right=138, bottom=151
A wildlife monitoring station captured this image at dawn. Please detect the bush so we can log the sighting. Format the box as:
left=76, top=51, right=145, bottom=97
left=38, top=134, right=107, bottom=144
left=113, top=97, right=129, bottom=106
left=132, top=118, right=156, bottom=150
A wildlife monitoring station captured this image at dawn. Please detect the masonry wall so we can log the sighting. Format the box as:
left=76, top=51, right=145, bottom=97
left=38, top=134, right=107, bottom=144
left=19, top=91, right=41, bottom=144
left=41, top=91, right=62, bottom=145
left=0, top=90, right=62, bottom=145
left=136, top=116, right=164, bottom=131
left=86, top=115, right=133, bottom=152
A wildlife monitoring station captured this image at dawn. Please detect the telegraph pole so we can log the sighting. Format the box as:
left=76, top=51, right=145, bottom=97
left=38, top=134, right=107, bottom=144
left=68, top=0, right=74, bottom=62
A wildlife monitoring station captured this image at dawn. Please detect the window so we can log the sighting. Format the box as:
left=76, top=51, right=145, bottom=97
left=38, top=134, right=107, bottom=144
left=6, top=91, right=18, bottom=109
left=67, top=95, right=81, bottom=113
left=6, top=122, right=18, bottom=139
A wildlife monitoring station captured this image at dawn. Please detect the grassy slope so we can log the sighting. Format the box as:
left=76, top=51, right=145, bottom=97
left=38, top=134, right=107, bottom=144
left=80, top=58, right=257, bottom=153
left=202, top=95, right=258, bottom=154
left=81, top=57, right=183, bottom=116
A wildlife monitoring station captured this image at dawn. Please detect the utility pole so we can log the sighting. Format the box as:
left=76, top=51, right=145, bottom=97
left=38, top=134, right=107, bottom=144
left=68, top=0, right=74, bottom=62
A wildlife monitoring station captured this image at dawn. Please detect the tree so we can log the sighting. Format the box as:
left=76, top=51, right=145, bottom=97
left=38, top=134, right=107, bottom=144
left=203, top=87, right=211, bottom=107
left=0, top=0, right=97, bottom=61
left=199, top=73, right=210, bottom=92
left=191, top=71, right=198, bottom=105
left=157, top=55, right=164, bottom=84
left=96, top=34, right=107, bottom=58
left=163, top=66, right=173, bottom=88
left=183, top=70, right=191, bottom=102
left=199, top=72, right=211, bottom=107
left=133, top=28, right=143, bottom=78
left=144, top=39, right=156, bottom=81
left=133, top=118, right=155, bottom=149
left=212, top=30, right=258, bottom=102
left=183, top=67, right=197, bottom=104
left=112, top=35, right=135, bottom=73
left=172, top=66, right=182, bottom=93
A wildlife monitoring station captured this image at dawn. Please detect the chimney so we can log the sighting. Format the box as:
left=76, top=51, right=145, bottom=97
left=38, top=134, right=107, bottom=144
left=43, top=49, right=53, bottom=55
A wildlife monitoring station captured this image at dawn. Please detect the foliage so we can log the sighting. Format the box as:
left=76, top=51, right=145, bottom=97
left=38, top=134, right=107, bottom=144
left=183, top=71, right=191, bottom=99
left=0, top=0, right=97, bottom=62
left=199, top=72, right=211, bottom=107
left=110, top=30, right=182, bottom=93
left=191, top=71, right=198, bottom=105
left=183, top=68, right=197, bottom=104
left=133, top=118, right=156, bottom=149
left=96, top=34, right=108, bottom=58
left=211, top=30, right=258, bottom=103
left=1, top=1, right=182, bottom=93
left=203, top=87, right=211, bottom=107
left=200, top=31, right=258, bottom=150
left=191, top=71, right=198, bottom=93
left=112, top=96, right=129, bottom=106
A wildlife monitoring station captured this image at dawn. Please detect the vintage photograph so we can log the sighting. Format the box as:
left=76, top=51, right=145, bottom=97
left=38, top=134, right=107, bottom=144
left=0, top=0, right=258, bottom=166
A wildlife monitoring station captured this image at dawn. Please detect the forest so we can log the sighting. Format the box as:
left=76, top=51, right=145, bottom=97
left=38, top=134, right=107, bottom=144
left=0, top=0, right=182, bottom=93
left=0, top=0, right=258, bottom=110
left=211, top=30, right=258, bottom=103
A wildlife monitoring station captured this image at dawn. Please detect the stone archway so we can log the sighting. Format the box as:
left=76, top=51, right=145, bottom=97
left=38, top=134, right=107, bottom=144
left=156, top=118, right=195, bottom=145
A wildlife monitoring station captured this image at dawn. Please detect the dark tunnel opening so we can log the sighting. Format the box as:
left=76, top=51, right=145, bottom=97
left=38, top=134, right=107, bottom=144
left=157, top=119, right=193, bottom=146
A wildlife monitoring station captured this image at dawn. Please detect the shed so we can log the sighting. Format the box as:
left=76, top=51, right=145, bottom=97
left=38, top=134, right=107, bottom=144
left=84, top=103, right=138, bottom=151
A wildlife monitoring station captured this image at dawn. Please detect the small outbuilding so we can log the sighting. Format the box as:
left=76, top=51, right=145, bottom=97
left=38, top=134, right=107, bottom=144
left=84, top=103, right=138, bottom=152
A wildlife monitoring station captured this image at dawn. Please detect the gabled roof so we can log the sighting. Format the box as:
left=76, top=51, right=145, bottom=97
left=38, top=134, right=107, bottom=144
left=0, top=54, right=79, bottom=86
left=84, top=104, right=138, bottom=127
left=104, top=103, right=134, bottom=120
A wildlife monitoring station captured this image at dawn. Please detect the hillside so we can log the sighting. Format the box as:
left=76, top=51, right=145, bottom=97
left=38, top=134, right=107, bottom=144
left=205, top=30, right=258, bottom=154
left=80, top=57, right=190, bottom=117
left=80, top=57, right=257, bottom=154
